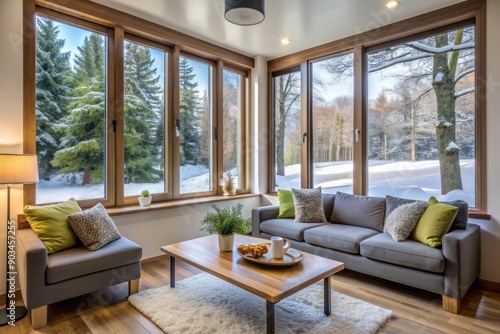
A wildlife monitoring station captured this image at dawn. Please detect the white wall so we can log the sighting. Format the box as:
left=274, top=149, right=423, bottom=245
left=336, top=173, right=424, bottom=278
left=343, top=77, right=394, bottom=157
left=1, top=0, right=500, bottom=297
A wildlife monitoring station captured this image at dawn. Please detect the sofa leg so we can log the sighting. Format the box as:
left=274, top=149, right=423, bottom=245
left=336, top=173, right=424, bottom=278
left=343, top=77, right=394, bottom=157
left=442, top=295, right=460, bottom=313
left=129, top=278, right=140, bottom=295
left=31, top=305, right=47, bottom=329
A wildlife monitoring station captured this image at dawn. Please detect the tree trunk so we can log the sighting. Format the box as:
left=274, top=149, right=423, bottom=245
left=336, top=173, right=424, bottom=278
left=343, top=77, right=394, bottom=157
left=433, top=33, right=463, bottom=194
left=411, top=100, right=416, bottom=162
left=82, top=166, right=92, bottom=185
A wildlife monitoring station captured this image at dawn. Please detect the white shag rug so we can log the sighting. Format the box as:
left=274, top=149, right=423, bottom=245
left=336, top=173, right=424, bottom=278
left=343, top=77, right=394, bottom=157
left=129, top=273, right=392, bottom=334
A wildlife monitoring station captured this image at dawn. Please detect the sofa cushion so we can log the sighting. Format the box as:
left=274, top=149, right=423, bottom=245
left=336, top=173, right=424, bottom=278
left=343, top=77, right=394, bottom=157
left=331, top=192, right=386, bottom=232
left=384, top=201, right=428, bottom=241
left=292, top=187, right=328, bottom=224
left=411, top=197, right=458, bottom=248
left=24, top=198, right=82, bottom=254
left=360, top=233, right=445, bottom=273
left=277, top=189, right=295, bottom=218
left=304, top=224, right=379, bottom=254
left=46, top=236, right=142, bottom=284
left=68, top=203, right=121, bottom=251
left=260, top=219, right=327, bottom=241
left=385, top=195, right=468, bottom=230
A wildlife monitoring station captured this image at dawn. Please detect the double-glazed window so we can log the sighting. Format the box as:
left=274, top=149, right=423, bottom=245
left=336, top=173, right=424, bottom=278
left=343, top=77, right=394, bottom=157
left=31, top=11, right=249, bottom=206
left=271, top=20, right=484, bottom=211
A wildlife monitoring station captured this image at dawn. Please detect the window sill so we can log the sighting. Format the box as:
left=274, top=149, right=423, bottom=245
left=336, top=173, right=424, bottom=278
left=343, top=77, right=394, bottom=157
left=106, top=193, right=260, bottom=217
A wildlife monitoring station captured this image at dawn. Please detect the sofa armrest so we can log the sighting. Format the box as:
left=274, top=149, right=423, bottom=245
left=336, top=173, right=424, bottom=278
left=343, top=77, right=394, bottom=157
left=442, top=223, right=481, bottom=300
left=17, top=228, right=48, bottom=309
left=251, top=205, right=280, bottom=237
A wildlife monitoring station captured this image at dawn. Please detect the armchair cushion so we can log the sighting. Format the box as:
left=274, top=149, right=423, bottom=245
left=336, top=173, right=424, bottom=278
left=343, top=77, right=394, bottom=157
left=23, top=198, right=82, bottom=254
left=68, top=203, right=121, bottom=250
left=46, top=236, right=142, bottom=284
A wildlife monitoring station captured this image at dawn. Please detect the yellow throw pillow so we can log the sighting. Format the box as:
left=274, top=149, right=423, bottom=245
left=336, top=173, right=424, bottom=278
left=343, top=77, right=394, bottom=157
left=24, top=198, right=82, bottom=254
left=277, top=189, right=295, bottom=218
left=411, top=196, right=458, bottom=247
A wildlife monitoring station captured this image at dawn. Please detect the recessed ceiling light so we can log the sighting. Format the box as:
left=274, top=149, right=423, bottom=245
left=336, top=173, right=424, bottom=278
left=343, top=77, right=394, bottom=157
left=386, top=1, right=398, bottom=9
left=281, top=38, right=290, bottom=45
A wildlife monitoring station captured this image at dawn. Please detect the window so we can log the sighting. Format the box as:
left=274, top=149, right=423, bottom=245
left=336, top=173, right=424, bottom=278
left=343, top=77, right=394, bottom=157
left=123, top=40, right=167, bottom=197
left=222, top=69, right=246, bottom=189
left=35, top=16, right=109, bottom=204
left=268, top=5, right=485, bottom=212
left=272, top=70, right=301, bottom=191
left=178, top=56, right=214, bottom=195
left=311, top=53, right=354, bottom=194
left=27, top=3, right=252, bottom=207
left=367, top=26, right=476, bottom=207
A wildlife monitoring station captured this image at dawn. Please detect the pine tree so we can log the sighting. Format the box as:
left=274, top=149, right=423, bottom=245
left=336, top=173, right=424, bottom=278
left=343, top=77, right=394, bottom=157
left=123, top=42, right=163, bottom=183
left=179, top=57, right=200, bottom=165
left=35, top=17, right=71, bottom=179
left=51, top=33, right=106, bottom=185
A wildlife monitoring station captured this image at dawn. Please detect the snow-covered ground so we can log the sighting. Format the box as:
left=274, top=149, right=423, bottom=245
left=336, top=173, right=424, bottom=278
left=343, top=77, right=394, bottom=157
left=276, top=159, right=475, bottom=206
left=37, top=160, right=475, bottom=206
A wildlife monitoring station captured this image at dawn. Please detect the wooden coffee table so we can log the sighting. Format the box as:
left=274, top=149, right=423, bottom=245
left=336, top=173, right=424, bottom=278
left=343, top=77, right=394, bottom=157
left=161, top=234, right=344, bottom=334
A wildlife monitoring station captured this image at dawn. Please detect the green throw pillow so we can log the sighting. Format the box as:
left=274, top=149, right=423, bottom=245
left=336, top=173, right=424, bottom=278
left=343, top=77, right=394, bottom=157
left=24, top=198, right=82, bottom=254
left=411, top=196, right=458, bottom=247
left=277, top=189, right=295, bottom=218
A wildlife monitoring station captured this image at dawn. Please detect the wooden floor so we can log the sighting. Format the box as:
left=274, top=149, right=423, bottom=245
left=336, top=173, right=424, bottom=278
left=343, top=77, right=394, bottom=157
left=3, top=256, right=500, bottom=334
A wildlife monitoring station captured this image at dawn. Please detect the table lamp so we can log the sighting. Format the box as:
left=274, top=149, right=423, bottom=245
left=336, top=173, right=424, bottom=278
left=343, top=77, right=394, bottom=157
left=0, top=153, right=39, bottom=326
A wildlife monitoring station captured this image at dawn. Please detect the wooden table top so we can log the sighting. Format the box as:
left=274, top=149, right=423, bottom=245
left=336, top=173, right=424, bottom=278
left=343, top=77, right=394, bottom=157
left=161, top=234, right=344, bottom=303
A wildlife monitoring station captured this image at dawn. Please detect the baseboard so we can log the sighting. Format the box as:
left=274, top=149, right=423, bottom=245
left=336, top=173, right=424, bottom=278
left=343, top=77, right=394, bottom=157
left=479, top=279, right=500, bottom=294
left=0, top=289, right=23, bottom=306
left=141, top=254, right=169, bottom=263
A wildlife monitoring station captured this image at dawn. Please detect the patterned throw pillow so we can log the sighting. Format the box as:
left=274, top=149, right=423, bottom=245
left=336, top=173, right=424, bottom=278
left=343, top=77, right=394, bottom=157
left=384, top=201, right=428, bottom=242
left=68, top=203, right=121, bottom=251
left=292, top=187, right=327, bottom=224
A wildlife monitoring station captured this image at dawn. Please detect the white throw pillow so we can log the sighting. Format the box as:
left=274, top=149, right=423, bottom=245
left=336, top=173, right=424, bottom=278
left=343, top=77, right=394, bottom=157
left=384, top=201, right=428, bottom=242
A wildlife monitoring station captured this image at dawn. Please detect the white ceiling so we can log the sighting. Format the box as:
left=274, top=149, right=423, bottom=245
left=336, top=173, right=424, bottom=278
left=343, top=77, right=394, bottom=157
left=90, top=0, right=465, bottom=60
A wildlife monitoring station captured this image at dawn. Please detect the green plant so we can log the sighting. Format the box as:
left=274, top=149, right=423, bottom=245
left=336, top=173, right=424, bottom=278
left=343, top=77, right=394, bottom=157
left=140, top=189, right=150, bottom=197
left=200, top=203, right=250, bottom=237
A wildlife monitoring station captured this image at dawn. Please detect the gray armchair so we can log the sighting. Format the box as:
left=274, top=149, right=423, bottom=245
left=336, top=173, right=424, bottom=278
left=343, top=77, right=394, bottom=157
left=17, top=225, right=142, bottom=329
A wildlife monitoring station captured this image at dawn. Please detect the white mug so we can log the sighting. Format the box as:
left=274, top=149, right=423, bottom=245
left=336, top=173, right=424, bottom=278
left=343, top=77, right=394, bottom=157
left=271, top=236, right=291, bottom=259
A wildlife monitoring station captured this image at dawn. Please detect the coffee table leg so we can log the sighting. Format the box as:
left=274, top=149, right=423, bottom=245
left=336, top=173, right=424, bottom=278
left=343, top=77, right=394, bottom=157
left=324, top=276, right=331, bottom=315
left=170, top=256, right=176, bottom=288
left=266, top=300, right=275, bottom=334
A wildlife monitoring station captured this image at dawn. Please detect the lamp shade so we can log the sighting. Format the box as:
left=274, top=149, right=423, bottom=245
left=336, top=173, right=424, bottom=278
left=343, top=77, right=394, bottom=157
left=0, top=154, right=39, bottom=184
left=225, top=0, right=265, bottom=26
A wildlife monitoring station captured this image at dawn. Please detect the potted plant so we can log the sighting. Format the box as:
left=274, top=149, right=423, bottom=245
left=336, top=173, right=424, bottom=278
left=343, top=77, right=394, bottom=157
left=138, top=189, right=152, bottom=207
left=220, top=170, right=237, bottom=196
left=200, top=203, right=250, bottom=251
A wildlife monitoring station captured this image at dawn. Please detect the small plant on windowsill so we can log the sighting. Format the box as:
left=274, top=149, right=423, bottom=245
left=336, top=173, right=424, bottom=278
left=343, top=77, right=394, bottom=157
left=138, top=189, right=152, bottom=207
left=220, top=170, right=236, bottom=196
left=200, top=203, right=250, bottom=251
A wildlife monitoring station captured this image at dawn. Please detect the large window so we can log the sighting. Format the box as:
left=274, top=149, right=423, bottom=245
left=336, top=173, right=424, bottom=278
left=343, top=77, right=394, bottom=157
left=28, top=4, right=251, bottom=207
left=269, top=6, right=485, bottom=213
left=35, top=17, right=108, bottom=203
left=367, top=27, right=476, bottom=206
left=311, top=53, right=354, bottom=194
left=272, top=70, right=301, bottom=190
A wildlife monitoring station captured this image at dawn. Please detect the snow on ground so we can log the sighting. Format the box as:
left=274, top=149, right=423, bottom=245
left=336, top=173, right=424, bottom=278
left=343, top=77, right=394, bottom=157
left=37, top=160, right=475, bottom=206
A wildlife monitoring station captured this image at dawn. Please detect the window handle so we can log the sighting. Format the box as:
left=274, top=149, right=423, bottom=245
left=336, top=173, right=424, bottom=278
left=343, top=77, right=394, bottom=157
left=355, top=129, right=360, bottom=142
left=302, top=132, right=307, bottom=144
left=175, top=119, right=180, bottom=137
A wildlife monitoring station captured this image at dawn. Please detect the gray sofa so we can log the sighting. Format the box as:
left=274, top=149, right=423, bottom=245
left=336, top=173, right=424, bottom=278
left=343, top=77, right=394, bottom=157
left=252, top=193, right=480, bottom=313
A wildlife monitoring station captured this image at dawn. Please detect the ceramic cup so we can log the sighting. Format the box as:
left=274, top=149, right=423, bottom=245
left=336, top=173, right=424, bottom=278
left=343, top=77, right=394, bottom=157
left=271, top=236, right=291, bottom=259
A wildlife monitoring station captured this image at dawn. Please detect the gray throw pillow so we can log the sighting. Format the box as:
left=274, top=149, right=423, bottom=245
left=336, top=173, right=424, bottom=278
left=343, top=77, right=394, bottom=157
left=384, top=201, right=428, bottom=241
left=331, top=192, right=386, bottom=232
left=68, top=203, right=121, bottom=251
left=292, top=187, right=328, bottom=224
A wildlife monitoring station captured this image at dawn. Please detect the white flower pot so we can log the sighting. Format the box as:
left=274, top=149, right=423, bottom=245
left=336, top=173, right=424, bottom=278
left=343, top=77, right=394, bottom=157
left=138, top=196, right=152, bottom=207
left=218, top=234, right=234, bottom=252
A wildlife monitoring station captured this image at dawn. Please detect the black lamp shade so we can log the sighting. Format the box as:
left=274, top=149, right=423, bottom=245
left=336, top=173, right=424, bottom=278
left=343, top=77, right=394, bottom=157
left=225, top=0, right=265, bottom=26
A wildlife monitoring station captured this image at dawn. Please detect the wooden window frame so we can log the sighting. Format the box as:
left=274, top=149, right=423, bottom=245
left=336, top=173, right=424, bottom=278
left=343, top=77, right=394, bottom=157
left=23, top=0, right=253, bottom=207
left=267, top=0, right=487, bottom=215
